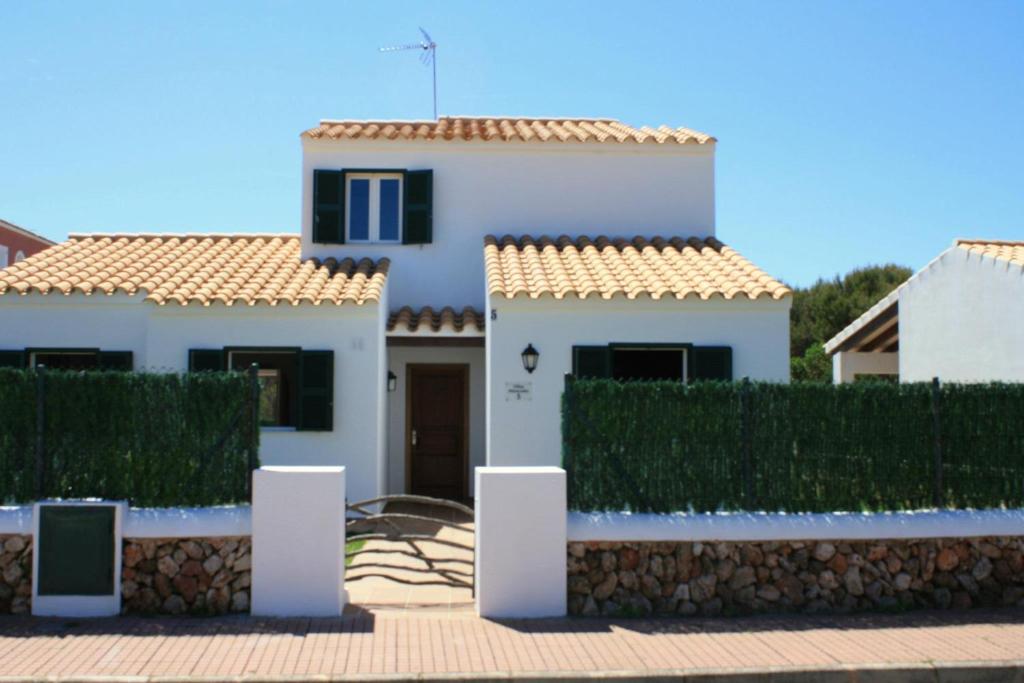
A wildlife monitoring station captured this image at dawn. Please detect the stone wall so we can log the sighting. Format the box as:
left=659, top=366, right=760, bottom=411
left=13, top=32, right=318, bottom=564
left=0, top=535, right=31, bottom=615
left=122, top=537, right=251, bottom=615
left=568, top=537, right=1024, bottom=617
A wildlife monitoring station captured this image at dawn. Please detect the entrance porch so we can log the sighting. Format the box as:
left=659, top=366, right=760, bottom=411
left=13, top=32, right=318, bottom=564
left=385, top=306, right=486, bottom=502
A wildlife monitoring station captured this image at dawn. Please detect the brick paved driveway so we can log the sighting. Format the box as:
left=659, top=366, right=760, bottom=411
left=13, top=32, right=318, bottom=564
left=1, top=608, right=1024, bottom=680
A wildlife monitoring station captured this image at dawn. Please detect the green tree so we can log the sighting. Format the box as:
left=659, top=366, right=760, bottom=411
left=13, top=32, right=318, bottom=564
left=789, top=264, right=912, bottom=382
left=791, top=342, right=831, bottom=382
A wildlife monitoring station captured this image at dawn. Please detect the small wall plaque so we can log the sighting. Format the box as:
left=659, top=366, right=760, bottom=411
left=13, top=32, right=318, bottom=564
left=505, top=381, right=532, bottom=402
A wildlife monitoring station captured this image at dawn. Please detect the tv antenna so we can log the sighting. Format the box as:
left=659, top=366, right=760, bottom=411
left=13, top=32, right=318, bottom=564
left=380, top=28, right=438, bottom=119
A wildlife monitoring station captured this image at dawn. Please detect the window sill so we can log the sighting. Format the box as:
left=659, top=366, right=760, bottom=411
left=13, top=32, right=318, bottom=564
left=260, top=426, right=297, bottom=433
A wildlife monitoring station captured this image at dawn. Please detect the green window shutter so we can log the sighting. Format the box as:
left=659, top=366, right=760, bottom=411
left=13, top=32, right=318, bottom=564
left=313, top=169, right=345, bottom=244
left=402, top=169, right=433, bottom=244
left=98, top=351, right=133, bottom=371
left=691, top=346, right=733, bottom=381
left=572, top=346, right=611, bottom=379
left=188, top=349, right=225, bottom=372
left=298, top=350, right=334, bottom=431
left=0, top=350, right=25, bottom=368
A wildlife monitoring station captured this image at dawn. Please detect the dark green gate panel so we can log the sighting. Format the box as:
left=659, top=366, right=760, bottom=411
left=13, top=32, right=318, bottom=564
left=38, top=505, right=115, bottom=596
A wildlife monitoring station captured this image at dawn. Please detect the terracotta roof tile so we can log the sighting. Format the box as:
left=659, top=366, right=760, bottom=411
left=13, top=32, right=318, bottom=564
left=387, top=306, right=485, bottom=334
left=484, top=235, right=790, bottom=301
left=303, top=117, right=714, bottom=146
left=956, top=239, right=1024, bottom=267
left=0, top=234, right=388, bottom=306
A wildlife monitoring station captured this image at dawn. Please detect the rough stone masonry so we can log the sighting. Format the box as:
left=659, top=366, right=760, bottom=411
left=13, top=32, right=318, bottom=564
left=122, top=536, right=251, bottom=615
left=0, top=534, right=32, bottom=615
left=568, top=537, right=1024, bottom=617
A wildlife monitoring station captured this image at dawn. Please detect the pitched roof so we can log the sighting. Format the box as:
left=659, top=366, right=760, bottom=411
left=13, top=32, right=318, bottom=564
left=484, top=235, right=790, bottom=302
left=825, top=237, right=1024, bottom=355
left=0, top=219, right=55, bottom=246
left=387, top=306, right=485, bottom=335
left=303, top=117, right=714, bottom=146
left=0, top=234, right=388, bottom=307
left=956, top=238, right=1024, bottom=266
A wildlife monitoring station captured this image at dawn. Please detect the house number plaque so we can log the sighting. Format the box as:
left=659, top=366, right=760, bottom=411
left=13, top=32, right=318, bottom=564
left=505, top=381, right=532, bottom=402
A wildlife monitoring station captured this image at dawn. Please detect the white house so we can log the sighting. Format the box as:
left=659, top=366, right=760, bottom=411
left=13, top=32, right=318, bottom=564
left=825, top=239, right=1024, bottom=383
left=0, top=116, right=792, bottom=503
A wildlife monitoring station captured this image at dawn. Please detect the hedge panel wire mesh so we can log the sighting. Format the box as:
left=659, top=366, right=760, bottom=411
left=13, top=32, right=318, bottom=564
left=562, top=379, right=1024, bottom=513
left=0, top=368, right=257, bottom=506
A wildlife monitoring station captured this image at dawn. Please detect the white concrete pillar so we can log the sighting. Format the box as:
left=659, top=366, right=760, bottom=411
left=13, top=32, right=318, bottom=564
left=252, top=466, right=346, bottom=617
left=475, top=466, right=566, bottom=618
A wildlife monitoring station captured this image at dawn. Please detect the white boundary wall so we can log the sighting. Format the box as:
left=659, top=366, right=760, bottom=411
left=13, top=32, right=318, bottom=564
left=0, top=506, right=33, bottom=534
left=251, top=466, right=347, bottom=617
left=1, top=505, right=251, bottom=537
left=475, top=466, right=567, bottom=618
left=568, top=509, right=1024, bottom=542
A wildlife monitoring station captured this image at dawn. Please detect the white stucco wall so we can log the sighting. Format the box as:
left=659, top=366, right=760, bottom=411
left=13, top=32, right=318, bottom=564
left=832, top=350, right=899, bottom=384
left=385, top=344, right=486, bottom=496
left=0, top=295, right=388, bottom=504
left=147, top=304, right=386, bottom=502
left=899, top=248, right=1024, bottom=382
left=301, top=139, right=716, bottom=310
left=486, top=297, right=791, bottom=467
left=0, top=295, right=151, bottom=363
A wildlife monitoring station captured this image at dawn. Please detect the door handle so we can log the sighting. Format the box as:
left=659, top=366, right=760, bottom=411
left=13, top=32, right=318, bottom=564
left=411, top=429, right=417, bottom=446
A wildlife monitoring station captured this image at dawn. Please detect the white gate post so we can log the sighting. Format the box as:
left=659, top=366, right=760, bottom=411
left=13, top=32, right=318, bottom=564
left=475, top=466, right=566, bottom=618
left=252, top=466, right=347, bottom=617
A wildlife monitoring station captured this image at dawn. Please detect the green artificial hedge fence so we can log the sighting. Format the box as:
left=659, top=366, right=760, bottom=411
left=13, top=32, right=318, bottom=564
left=0, top=368, right=258, bottom=506
left=562, top=379, right=1024, bottom=513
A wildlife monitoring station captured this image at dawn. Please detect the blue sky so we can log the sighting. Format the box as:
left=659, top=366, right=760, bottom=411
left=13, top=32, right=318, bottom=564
left=1, top=0, right=1021, bottom=286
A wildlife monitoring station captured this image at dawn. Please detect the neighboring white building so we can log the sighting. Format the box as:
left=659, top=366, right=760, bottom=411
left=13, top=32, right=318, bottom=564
left=0, top=116, right=792, bottom=503
left=825, top=239, right=1024, bottom=384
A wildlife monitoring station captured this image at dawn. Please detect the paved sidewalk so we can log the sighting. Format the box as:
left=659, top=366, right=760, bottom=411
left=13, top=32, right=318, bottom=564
left=2, top=608, right=1024, bottom=681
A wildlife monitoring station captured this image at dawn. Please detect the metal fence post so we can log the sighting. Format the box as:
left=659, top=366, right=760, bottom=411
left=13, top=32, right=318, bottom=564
left=34, top=364, right=46, bottom=498
left=247, top=363, right=260, bottom=499
left=930, top=376, right=943, bottom=508
left=562, top=373, right=575, bottom=506
left=740, top=376, right=754, bottom=509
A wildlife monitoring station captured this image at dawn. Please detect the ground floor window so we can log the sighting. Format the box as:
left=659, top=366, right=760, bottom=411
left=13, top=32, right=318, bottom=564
left=32, top=350, right=101, bottom=371
left=572, top=344, right=732, bottom=382
left=228, top=350, right=298, bottom=427
left=610, top=346, right=688, bottom=382
left=188, top=346, right=335, bottom=432
left=0, top=348, right=133, bottom=371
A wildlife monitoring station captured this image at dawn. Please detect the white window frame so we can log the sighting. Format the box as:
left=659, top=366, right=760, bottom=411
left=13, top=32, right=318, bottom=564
left=345, top=172, right=403, bottom=244
left=14, top=250, right=26, bottom=263
left=0, top=245, right=8, bottom=268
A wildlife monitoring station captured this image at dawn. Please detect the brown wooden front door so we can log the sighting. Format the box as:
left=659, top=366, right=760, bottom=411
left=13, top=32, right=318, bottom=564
left=407, top=364, right=468, bottom=499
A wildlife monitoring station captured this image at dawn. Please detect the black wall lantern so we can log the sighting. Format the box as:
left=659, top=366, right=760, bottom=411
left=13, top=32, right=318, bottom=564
left=387, top=370, right=397, bottom=392
left=521, top=344, right=539, bottom=374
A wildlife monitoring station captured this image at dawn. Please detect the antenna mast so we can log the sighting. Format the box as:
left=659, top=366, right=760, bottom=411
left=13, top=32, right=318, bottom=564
left=380, top=28, right=438, bottom=119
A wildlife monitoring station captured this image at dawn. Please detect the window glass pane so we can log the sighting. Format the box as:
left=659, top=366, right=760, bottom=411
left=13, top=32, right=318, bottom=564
left=33, top=352, right=99, bottom=371
left=611, top=349, right=685, bottom=381
left=348, top=178, right=370, bottom=241
left=230, top=351, right=297, bottom=427
left=379, top=178, right=400, bottom=241
left=257, top=369, right=281, bottom=426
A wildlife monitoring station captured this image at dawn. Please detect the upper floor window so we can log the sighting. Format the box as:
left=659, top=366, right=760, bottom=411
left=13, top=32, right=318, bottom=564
left=313, top=169, right=432, bottom=246
left=346, top=173, right=403, bottom=243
